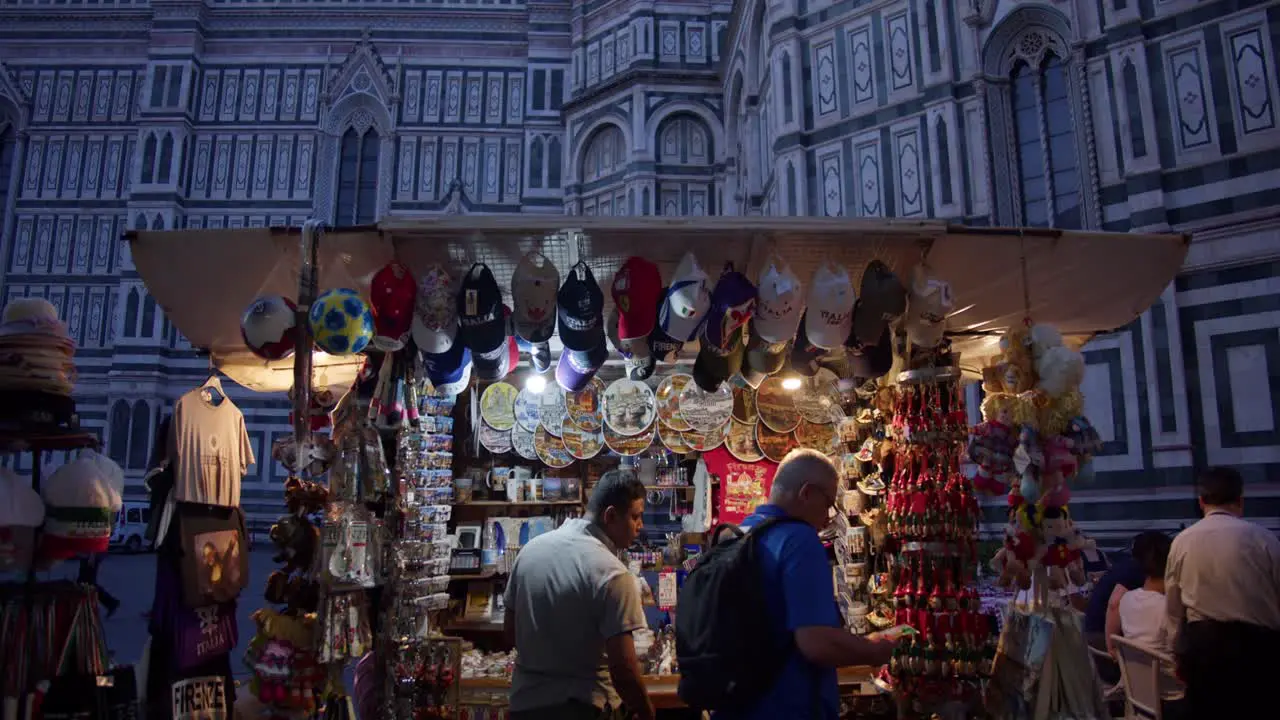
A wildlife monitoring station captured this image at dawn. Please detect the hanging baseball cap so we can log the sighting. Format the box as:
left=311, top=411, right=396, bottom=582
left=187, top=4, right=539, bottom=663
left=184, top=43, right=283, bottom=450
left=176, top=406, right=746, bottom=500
left=556, top=342, right=608, bottom=393
left=790, top=314, right=827, bottom=377
left=473, top=306, right=519, bottom=382
left=803, top=264, right=856, bottom=350
left=693, top=326, right=745, bottom=392
left=40, top=457, right=116, bottom=559
left=846, top=319, right=894, bottom=380
left=511, top=252, right=558, bottom=344
left=701, top=264, right=757, bottom=351
left=457, top=263, right=506, bottom=355
left=412, top=264, right=458, bottom=354
left=752, top=259, right=804, bottom=344
left=904, top=263, right=954, bottom=348
left=370, top=262, right=417, bottom=351
left=647, top=288, right=683, bottom=363
left=657, top=252, right=710, bottom=343
left=851, top=260, right=907, bottom=346
left=423, top=340, right=473, bottom=397
left=607, top=309, right=656, bottom=381
left=741, top=331, right=788, bottom=388
left=612, top=257, right=663, bottom=340
left=557, top=261, right=605, bottom=352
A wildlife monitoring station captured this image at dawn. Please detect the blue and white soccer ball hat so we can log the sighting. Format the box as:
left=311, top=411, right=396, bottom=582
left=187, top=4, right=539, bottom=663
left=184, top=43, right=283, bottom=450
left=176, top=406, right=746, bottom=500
left=308, top=288, right=375, bottom=355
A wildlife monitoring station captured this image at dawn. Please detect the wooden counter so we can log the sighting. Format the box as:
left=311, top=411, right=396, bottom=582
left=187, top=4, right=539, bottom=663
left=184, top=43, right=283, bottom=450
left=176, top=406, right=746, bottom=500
left=460, top=666, right=879, bottom=709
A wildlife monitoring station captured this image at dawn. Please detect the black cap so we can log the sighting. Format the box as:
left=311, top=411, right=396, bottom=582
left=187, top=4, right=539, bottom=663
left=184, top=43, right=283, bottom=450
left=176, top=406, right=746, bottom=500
left=557, top=261, right=605, bottom=352
left=693, top=326, right=745, bottom=392
left=852, top=261, right=907, bottom=345
left=457, top=263, right=506, bottom=355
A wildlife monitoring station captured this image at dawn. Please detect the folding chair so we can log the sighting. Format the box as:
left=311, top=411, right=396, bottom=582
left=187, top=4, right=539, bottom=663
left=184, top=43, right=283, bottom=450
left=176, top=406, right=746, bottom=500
left=1111, top=635, right=1185, bottom=719
left=1086, top=641, right=1125, bottom=703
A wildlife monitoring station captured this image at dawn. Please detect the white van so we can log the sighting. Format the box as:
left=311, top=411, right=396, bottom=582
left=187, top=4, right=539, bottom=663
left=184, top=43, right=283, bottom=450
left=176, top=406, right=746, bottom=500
left=110, top=502, right=153, bottom=553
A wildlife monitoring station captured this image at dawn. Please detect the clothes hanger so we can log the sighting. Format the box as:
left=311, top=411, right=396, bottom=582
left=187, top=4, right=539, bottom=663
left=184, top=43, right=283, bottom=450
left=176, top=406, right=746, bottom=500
left=200, top=353, right=225, bottom=405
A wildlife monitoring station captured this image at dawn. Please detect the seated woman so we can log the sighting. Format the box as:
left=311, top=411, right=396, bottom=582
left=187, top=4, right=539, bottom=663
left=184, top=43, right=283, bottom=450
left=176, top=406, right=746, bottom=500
left=1106, top=532, right=1173, bottom=655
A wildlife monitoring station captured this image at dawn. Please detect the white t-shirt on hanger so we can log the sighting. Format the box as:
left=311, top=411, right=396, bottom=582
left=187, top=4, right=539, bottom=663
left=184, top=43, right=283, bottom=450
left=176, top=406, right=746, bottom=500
left=170, top=388, right=254, bottom=507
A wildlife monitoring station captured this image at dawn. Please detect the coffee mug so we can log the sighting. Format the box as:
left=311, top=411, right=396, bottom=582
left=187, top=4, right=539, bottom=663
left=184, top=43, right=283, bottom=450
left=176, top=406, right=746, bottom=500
left=488, top=466, right=511, bottom=493
left=454, top=476, right=475, bottom=504
left=505, top=475, right=524, bottom=503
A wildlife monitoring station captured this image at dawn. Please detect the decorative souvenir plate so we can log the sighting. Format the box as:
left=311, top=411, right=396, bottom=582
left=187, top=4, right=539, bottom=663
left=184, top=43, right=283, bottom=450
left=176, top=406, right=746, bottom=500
left=603, top=422, right=654, bottom=456
left=513, top=388, right=544, bottom=433
left=677, top=382, right=734, bottom=433
left=511, top=423, right=538, bottom=461
left=561, top=422, right=605, bottom=460
left=538, top=387, right=567, bottom=437
left=657, top=422, right=694, bottom=454
left=756, top=422, right=799, bottom=463
left=725, top=419, right=765, bottom=462
left=684, top=421, right=730, bottom=452
left=479, top=421, right=513, bottom=455
left=602, top=379, right=657, bottom=437
left=566, top=376, right=606, bottom=433
left=732, top=386, right=758, bottom=424
left=756, top=377, right=802, bottom=433
left=794, top=371, right=841, bottom=424
left=795, top=418, right=842, bottom=456
left=655, top=374, right=694, bottom=432
left=534, top=426, right=574, bottom=468
left=479, top=382, right=518, bottom=431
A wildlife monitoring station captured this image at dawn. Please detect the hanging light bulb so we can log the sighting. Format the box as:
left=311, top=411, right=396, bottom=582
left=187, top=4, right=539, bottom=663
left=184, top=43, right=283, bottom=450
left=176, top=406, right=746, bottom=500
left=525, top=374, right=547, bottom=394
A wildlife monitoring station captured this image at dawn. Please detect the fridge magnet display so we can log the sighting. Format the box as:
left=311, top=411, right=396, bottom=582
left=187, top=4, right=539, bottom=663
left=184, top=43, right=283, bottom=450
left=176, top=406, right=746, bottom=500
left=532, top=426, right=574, bottom=468
left=478, top=382, right=518, bottom=431
left=602, top=379, right=656, bottom=436
left=566, top=376, right=606, bottom=432
left=512, top=388, right=542, bottom=432
left=677, top=382, right=733, bottom=433
left=655, top=373, right=694, bottom=431
left=756, top=376, right=802, bottom=432
left=725, top=419, right=765, bottom=462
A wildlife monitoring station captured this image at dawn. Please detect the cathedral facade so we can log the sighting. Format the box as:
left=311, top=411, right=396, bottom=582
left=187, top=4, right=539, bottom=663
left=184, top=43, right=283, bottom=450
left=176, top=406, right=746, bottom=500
left=1, top=0, right=1278, bottom=535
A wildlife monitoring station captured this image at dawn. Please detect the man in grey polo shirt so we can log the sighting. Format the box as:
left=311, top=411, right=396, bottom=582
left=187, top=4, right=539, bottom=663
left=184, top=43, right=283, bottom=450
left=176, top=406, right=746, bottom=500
left=504, top=469, right=655, bottom=720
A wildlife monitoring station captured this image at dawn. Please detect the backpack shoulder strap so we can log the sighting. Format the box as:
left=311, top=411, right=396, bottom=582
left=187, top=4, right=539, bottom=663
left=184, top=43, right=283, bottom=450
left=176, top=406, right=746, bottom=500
left=743, top=515, right=808, bottom=540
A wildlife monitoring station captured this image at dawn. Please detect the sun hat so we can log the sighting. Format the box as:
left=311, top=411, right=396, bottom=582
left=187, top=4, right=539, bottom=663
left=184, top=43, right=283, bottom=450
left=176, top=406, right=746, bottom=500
left=0, top=466, right=45, bottom=572
left=457, top=263, right=506, bottom=355
left=512, top=252, right=559, bottom=344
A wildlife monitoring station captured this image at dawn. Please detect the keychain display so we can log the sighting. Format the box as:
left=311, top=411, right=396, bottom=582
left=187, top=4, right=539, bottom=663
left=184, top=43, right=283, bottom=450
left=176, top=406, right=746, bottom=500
left=319, top=591, right=374, bottom=664
left=388, top=638, right=461, bottom=720
left=321, top=504, right=380, bottom=589
left=879, top=354, right=997, bottom=711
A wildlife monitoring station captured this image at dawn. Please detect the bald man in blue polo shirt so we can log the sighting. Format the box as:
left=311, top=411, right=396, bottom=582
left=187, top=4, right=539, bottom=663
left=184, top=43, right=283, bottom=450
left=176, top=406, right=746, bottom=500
left=717, top=449, right=894, bottom=720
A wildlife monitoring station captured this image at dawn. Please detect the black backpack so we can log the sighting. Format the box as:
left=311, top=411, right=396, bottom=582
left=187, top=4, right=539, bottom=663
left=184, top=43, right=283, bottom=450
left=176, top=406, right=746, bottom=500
left=675, top=516, right=804, bottom=711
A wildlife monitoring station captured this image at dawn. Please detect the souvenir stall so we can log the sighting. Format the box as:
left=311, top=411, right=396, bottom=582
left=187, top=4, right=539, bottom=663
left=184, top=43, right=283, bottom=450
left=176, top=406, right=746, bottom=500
left=0, top=297, right=140, bottom=719
left=125, top=217, right=1188, bottom=720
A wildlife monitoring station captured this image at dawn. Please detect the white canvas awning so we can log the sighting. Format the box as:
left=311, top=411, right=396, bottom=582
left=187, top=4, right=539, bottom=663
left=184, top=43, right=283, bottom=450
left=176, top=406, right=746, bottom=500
left=127, top=217, right=1188, bottom=393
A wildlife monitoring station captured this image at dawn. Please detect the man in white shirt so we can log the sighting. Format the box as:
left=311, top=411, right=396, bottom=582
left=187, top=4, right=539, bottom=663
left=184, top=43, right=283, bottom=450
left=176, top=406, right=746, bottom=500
left=1165, top=467, right=1280, bottom=719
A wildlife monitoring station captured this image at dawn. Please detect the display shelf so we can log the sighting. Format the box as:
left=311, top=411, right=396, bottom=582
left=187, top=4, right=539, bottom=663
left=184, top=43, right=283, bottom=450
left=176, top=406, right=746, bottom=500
left=443, top=620, right=504, bottom=633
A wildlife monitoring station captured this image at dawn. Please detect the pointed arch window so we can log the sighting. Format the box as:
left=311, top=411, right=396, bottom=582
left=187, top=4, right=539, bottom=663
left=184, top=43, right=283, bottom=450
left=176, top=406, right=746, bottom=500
left=1011, top=53, right=1080, bottom=228
left=1122, top=60, right=1148, bottom=159
left=786, top=161, right=798, bottom=215
left=123, top=287, right=140, bottom=338
left=336, top=126, right=380, bottom=226
left=581, top=125, right=625, bottom=182
left=935, top=117, right=954, bottom=206
left=547, top=137, right=562, bottom=188
left=0, top=121, right=14, bottom=237
left=157, top=134, right=174, bottom=183
left=141, top=134, right=157, bottom=184
left=141, top=292, right=157, bottom=338
left=135, top=213, right=147, bottom=230
left=529, top=138, right=544, bottom=189
left=128, top=401, right=151, bottom=469
left=780, top=52, right=794, bottom=124
left=108, top=400, right=130, bottom=465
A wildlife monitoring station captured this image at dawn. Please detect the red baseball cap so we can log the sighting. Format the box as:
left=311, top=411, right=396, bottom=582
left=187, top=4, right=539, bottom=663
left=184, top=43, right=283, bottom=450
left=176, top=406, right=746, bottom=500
left=611, top=257, right=662, bottom=340
left=370, top=262, right=416, bottom=349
